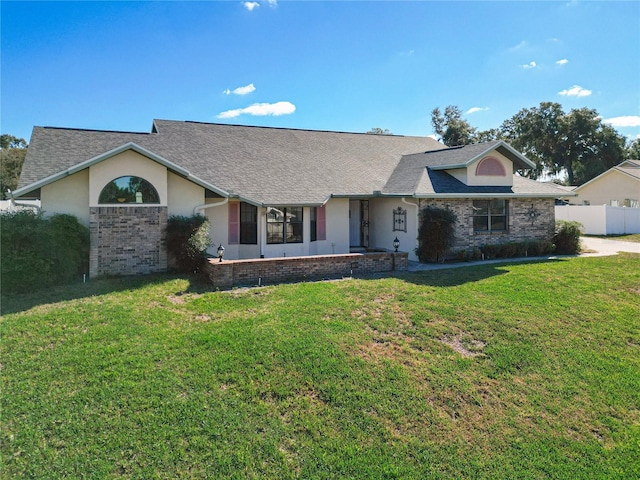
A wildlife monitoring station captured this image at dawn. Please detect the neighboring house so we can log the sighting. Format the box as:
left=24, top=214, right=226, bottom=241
left=12, top=119, right=571, bottom=277
left=569, top=160, right=640, bottom=207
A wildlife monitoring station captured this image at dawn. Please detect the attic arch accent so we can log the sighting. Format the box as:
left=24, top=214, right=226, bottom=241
left=476, top=156, right=506, bottom=177
left=98, top=175, right=160, bottom=204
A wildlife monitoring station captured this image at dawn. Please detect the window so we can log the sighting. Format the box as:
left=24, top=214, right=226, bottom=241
left=476, top=157, right=506, bottom=176
left=267, top=206, right=303, bottom=244
left=98, top=176, right=160, bottom=204
left=310, top=207, right=317, bottom=242
left=240, top=202, right=257, bottom=244
left=473, top=199, right=508, bottom=232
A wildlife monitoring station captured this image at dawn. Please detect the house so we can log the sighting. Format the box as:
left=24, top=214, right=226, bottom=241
left=568, top=160, right=640, bottom=207
left=12, top=119, right=571, bottom=277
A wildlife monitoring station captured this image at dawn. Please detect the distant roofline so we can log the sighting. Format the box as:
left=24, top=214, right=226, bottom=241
left=38, top=125, right=152, bottom=135
left=153, top=119, right=424, bottom=138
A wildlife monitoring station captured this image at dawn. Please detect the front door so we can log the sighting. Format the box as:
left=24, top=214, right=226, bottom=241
left=349, top=200, right=369, bottom=248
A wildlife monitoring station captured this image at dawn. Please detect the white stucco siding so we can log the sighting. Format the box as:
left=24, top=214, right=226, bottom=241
left=369, top=198, right=420, bottom=261
left=312, top=198, right=350, bottom=256
left=167, top=172, right=205, bottom=216
left=572, top=170, right=640, bottom=206
left=41, top=169, right=91, bottom=225
left=89, top=150, right=168, bottom=206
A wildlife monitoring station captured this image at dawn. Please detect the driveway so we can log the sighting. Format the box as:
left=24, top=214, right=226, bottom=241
left=579, top=236, right=640, bottom=256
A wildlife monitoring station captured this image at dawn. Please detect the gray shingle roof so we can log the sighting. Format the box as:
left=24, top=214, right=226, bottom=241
left=18, top=120, right=444, bottom=205
left=17, top=119, right=568, bottom=203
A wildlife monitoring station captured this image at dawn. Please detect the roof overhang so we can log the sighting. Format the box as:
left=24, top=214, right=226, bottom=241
left=11, top=142, right=230, bottom=199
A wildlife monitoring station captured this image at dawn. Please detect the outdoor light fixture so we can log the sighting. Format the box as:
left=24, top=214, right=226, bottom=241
left=217, top=244, right=225, bottom=262
left=393, top=237, right=400, bottom=252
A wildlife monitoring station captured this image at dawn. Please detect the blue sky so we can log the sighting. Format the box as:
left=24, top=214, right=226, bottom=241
left=2, top=1, right=639, bottom=144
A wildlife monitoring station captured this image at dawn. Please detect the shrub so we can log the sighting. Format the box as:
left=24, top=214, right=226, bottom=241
left=165, top=214, right=212, bottom=273
left=0, top=211, right=89, bottom=293
left=415, top=206, right=457, bottom=263
left=554, top=220, right=583, bottom=254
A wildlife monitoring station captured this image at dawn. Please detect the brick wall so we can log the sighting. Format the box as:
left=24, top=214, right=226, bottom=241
left=205, top=251, right=408, bottom=290
left=418, top=198, right=555, bottom=251
left=89, top=206, right=168, bottom=277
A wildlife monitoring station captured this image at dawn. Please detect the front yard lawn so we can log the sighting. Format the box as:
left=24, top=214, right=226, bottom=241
left=2, top=254, right=639, bottom=478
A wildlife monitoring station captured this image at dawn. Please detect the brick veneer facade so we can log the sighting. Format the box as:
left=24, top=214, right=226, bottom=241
left=205, top=251, right=408, bottom=290
left=418, top=198, right=556, bottom=251
left=89, top=206, right=167, bottom=277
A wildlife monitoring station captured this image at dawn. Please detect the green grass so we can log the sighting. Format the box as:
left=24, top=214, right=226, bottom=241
left=2, top=255, right=639, bottom=479
left=584, top=233, right=640, bottom=243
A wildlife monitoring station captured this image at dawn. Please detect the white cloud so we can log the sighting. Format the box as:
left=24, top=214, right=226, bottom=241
left=556, top=58, right=569, bottom=65
left=558, top=85, right=592, bottom=97
left=467, top=107, right=488, bottom=114
left=223, top=83, right=256, bottom=95
left=217, top=101, right=296, bottom=119
left=243, top=2, right=260, bottom=11
left=266, top=0, right=278, bottom=6
left=602, top=116, right=640, bottom=128
left=520, top=61, right=537, bottom=69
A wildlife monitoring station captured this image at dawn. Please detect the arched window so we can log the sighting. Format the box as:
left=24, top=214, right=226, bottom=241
left=98, top=176, right=160, bottom=204
left=476, top=157, right=506, bottom=176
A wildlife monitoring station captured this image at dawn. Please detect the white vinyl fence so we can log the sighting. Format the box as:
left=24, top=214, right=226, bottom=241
left=555, top=205, right=640, bottom=235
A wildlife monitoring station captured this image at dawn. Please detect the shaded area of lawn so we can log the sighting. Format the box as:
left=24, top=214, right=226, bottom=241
left=2, top=254, right=639, bottom=478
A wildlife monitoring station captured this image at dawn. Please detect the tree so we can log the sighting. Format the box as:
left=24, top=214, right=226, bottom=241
left=431, top=105, right=478, bottom=146
left=0, top=134, right=28, bottom=199
left=366, top=127, right=392, bottom=135
left=626, top=138, right=640, bottom=160
left=499, top=103, right=626, bottom=185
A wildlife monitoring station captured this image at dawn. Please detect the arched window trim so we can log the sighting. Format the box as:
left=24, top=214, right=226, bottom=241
left=475, top=156, right=506, bottom=177
left=98, top=175, right=160, bottom=204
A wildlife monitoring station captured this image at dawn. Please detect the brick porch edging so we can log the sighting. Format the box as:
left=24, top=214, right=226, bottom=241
left=205, top=251, right=408, bottom=290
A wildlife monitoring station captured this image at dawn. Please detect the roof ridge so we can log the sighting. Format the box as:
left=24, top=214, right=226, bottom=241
left=154, top=118, right=417, bottom=138
left=40, top=126, right=151, bottom=135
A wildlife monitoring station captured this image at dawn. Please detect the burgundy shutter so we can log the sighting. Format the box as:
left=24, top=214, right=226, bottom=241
left=228, top=202, right=239, bottom=244
left=317, top=205, right=326, bottom=241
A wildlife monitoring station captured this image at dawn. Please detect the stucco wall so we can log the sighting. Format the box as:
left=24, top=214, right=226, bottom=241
left=167, top=172, right=205, bottom=216
left=89, top=150, right=168, bottom=206
left=571, top=170, right=640, bottom=206
left=41, top=169, right=90, bottom=225
left=369, top=198, right=420, bottom=261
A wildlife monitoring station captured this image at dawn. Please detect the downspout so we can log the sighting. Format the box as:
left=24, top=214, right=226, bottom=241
left=193, top=197, right=229, bottom=215
left=401, top=197, right=419, bottom=256
left=7, top=190, right=42, bottom=213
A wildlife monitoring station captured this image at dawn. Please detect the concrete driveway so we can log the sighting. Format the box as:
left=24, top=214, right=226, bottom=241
left=579, top=236, right=640, bottom=256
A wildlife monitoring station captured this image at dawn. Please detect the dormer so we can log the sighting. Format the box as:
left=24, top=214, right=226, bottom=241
left=426, top=141, right=535, bottom=188
left=447, top=152, right=514, bottom=187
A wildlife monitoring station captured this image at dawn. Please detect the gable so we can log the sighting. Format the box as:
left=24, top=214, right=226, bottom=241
left=90, top=150, right=168, bottom=206
left=447, top=151, right=514, bottom=187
